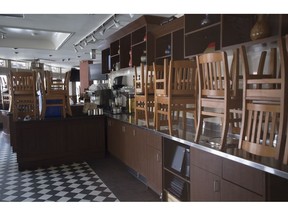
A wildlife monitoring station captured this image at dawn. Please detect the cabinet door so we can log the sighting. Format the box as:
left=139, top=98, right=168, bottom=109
left=190, top=165, right=221, bottom=201
left=146, top=133, right=162, bottom=195
left=107, top=118, right=123, bottom=160
left=221, top=180, right=264, bottom=201
left=133, top=127, right=147, bottom=177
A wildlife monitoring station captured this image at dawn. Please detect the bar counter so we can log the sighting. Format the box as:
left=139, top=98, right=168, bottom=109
left=11, top=114, right=106, bottom=171
left=105, top=112, right=288, bottom=181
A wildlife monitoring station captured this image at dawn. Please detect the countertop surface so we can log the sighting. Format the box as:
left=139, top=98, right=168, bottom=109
left=105, top=112, right=288, bottom=180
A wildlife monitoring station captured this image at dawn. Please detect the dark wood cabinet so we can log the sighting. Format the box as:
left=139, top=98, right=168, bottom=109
left=190, top=147, right=265, bottom=201
left=221, top=14, right=283, bottom=48
left=190, top=165, right=221, bottom=201
left=184, top=14, right=221, bottom=57
left=106, top=117, right=161, bottom=196
left=101, top=48, right=110, bottom=74
left=13, top=116, right=106, bottom=171
left=190, top=147, right=222, bottom=201
left=107, top=118, right=123, bottom=160
left=154, top=16, right=184, bottom=65
left=146, top=132, right=162, bottom=196
left=101, top=15, right=164, bottom=71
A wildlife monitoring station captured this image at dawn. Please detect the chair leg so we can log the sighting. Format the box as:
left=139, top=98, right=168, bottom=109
left=144, top=102, right=149, bottom=128
left=168, top=106, right=172, bottom=135
left=194, top=111, right=203, bottom=143
left=220, top=113, right=229, bottom=150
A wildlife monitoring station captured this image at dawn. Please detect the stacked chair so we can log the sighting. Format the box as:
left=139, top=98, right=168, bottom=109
left=238, top=37, right=288, bottom=162
left=9, top=70, right=38, bottom=121
left=194, top=50, right=242, bottom=150
left=134, top=64, right=155, bottom=128
left=39, top=71, right=72, bottom=119
left=154, top=59, right=198, bottom=135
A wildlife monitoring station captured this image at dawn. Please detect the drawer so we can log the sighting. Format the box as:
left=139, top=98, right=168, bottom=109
left=221, top=179, right=265, bottom=201
left=147, top=131, right=162, bottom=150
left=222, top=158, right=265, bottom=196
left=190, top=147, right=222, bottom=176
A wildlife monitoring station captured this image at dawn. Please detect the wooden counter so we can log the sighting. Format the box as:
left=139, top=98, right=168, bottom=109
left=11, top=115, right=106, bottom=171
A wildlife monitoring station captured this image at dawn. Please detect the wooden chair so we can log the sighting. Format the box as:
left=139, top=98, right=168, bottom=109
left=38, top=71, right=71, bottom=119
left=45, top=71, right=72, bottom=117
left=9, top=71, right=38, bottom=121
left=239, top=37, right=288, bottom=162
left=134, top=63, right=155, bottom=128
left=154, top=59, right=198, bottom=135
left=194, top=51, right=242, bottom=150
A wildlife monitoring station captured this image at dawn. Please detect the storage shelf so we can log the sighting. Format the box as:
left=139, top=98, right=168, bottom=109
left=185, top=22, right=221, bottom=36
left=131, top=40, right=146, bottom=48
left=164, top=167, right=190, bottom=183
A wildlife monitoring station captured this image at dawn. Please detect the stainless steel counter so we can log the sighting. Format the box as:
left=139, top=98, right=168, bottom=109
left=105, top=112, right=288, bottom=180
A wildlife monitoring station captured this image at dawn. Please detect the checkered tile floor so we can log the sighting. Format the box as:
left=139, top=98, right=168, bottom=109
left=0, top=135, right=119, bottom=202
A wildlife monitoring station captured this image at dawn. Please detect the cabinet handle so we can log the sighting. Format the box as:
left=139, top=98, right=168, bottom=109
left=156, top=153, right=159, bottom=162
left=213, top=180, right=220, bottom=192
left=122, top=126, right=125, bottom=132
left=133, top=129, right=136, bottom=136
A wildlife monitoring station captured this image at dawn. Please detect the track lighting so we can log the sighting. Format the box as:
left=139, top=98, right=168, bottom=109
left=73, top=14, right=117, bottom=50
left=99, top=25, right=106, bottom=36
left=91, top=34, right=97, bottom=42
left=83, top=39, right=88, bottom=46
left=113, top=18, right=120, bottom=28
left=74, top=45, right=78, bottom=53
left=0, top=31, right=6, bottom=39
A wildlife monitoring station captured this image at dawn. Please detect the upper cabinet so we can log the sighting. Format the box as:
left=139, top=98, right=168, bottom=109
left=101, top=15, right=164, bottom=73
left=185, top=14, right=221, bottom=57
left=184, top=14, right=288, bottom=57
left=222, top=14, right=287, bottom=49
left=154, top=16, right=184, bottom=65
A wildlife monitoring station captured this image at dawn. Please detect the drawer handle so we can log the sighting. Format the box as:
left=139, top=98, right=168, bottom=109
left=213, top=180, right=220, bottom=192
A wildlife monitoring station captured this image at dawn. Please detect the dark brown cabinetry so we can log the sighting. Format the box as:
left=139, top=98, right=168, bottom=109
left=101, top=15, right=164, bottom=72
left=154, top=16, right=184, bottom=65
left=190, top=148, right=265, bottom=201
left=101, top=48, right=110, bottom=74
left=184, top=14, right=288, bottom=57
left=106, top=117, right=162, bottom=196
left=190, top=147, right=222, bottom=201
left=13, top=116, right=106, bottom=171
left=146, top=132, right=162, bottom=195
left=185, top=14, right=221, bottom=57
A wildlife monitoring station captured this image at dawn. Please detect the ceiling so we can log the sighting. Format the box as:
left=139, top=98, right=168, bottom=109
left=0, top=14, right=173, bottom=70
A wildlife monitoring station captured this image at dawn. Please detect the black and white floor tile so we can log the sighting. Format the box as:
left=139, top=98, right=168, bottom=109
left=0, top=136, right=119, bottom=202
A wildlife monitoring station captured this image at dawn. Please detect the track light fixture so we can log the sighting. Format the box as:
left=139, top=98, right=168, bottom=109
left=91, top=33, right=97, bottom=42
left=0, top=31, right=6, bottom=39
left=99, top=25, right=106, bottom=36
left=73, top=45, right=78, bottom=53
left=73, top=14, right=119, bottom=51
left=113, top=18, right=120, bottom=28
left=83, top=39, right=88, bottom=46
